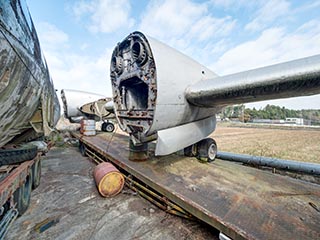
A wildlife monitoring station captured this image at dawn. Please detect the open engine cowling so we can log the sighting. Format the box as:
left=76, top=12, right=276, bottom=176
left=110, top=32, right=220, bottom=154
left=111, top=32, right=320, bottom=156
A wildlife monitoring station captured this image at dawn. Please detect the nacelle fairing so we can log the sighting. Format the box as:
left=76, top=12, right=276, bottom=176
left=110, top=32, right=220, bottom=147
left=111, top=31, right=320, bottom=156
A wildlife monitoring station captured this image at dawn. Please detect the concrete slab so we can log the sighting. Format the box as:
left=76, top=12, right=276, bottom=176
left=6, top=147, right=218, bottom=240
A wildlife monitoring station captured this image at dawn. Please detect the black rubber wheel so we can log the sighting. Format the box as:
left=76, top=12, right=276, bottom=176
left=196, top=138, right=217, bottom=162
left=79, top=142, right=86, bottom=156
left=32, top=160, right=41, bottom=189
left=101, top=122, right=107, bottom=132
left=13, top=169, right=32, bottom=216
left=101, top=122, right=115, bottom=132
left=184, top=145, right=194, bottom=157
left=105, top=123, right=115, bottom=132
left=0, top=146, right=38, bottom=166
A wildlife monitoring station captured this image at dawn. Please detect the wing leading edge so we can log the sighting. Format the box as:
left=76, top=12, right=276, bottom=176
left=186, top=54, right=320, bottom=107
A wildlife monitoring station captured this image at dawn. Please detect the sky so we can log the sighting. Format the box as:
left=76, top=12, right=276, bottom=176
left=26, top=0, right=320, bottom=110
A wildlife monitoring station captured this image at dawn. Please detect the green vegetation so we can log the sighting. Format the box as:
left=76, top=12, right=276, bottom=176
left=221, top=104, right=320, bottom=125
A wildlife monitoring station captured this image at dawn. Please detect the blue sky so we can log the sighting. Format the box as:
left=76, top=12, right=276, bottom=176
left=26, top=0, right=320, bottom=109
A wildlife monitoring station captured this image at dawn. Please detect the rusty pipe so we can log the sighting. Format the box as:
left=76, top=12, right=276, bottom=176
left=217, top=151, right=320, bottom=175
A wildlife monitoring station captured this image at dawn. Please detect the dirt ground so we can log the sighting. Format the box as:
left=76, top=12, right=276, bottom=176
left=211, top=123, right=320, bottom=163
left=6, top=147, right=218, bottom=240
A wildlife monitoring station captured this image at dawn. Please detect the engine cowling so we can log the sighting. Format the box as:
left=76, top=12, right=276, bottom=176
left=110, top=31, right=220, bottom=148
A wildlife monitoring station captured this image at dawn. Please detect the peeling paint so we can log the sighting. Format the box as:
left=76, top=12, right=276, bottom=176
left=0, top=1, right=60, bottom=147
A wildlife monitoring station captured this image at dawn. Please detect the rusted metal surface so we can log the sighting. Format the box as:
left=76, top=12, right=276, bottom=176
left=7, top=147, right=219, bottom=240
left=93, top=162, right=124, bottom=197
left=74, top=132, right=320, bottom=240
left=80, top=98, right=114, bottom=119
left=124, top=175, right=194, bottom=219
left=0, top=156, right=38, bottom=208
left=0, top=0, right=60, bottom=147
left=61, top=89, right=113, bottom=121
left=217, top=151, right=320, bottom=175
left=110, top=32, right=219, bottom=156
left=85, top=145, right=193, bottom=219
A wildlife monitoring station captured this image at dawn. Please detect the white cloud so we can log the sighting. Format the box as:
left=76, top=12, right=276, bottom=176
left=139, top=0, right=206, bottom=40
left=137, top=0, right=237, bottom=67
left=32, top=1, right=320, bottom=110
left=210, top=19, right=320, bottom=109
left=211, top=20, right=320, bottom=75
left=36, top=22, right=112, bottom=98
left=51, top=50, right=113, bottom=97
left=139, top=0, right=236, bottom=49
left=245, top=0, right=290, bottom=32
left=210, top=0, right=258, bottom=9
left=189, top=16, right=236, bottom=42
left=37, top=22, right=69, bottom=50
left=72, top=0, right=134, bottom=33
left=294, top=0, right=320, bottom=12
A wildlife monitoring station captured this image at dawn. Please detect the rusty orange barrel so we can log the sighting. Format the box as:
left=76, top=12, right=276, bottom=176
left=93, top=162, right=124, bottom=197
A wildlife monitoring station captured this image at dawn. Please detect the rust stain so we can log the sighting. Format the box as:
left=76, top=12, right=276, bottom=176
left=270, top=191, right=313, bottom=197
left=73, top=132, right=320, bottom=240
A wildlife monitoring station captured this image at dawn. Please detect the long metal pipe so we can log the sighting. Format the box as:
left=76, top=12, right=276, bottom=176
left=217, top=151, right=320, bottom=175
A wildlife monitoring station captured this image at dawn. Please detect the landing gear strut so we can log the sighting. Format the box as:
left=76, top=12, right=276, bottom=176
left=184, top=138, right=217, bottom=162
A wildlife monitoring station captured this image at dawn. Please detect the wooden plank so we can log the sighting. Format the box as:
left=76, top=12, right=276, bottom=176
left=74, top=132, right=320, bottom=240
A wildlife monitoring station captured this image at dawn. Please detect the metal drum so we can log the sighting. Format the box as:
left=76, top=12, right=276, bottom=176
left=80, top=119, right=96, bottom=136
left=93, top=162, right=124, bottom=197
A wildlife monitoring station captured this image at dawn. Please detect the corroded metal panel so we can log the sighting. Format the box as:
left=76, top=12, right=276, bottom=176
left=0, top=0, right=60, bottom=147
left=110, top=32, right=219, bottom=144
left=61, top=89, right=106, bottom=119
left=75, top=132, right=320, bottom=240
left=0, top=157, right=37, bottom=207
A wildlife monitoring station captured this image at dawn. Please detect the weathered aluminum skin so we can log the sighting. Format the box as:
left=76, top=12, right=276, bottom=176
left=0, top=0, right=60, bottom=147
left=110, top=32, right=219, bottom=140
left=110, top=31, right=320, bottom=156
left=155, top=115, right=216, bottom=155
left=186, top=54, right=320, bottom=107
left=61, top=89, right=107, bottom=119
left=75, top=131, right=320, bottom=240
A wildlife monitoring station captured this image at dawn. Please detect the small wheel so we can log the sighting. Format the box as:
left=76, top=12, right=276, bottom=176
left=101, top=122, right=115, bottom=132
left=196, top=138, right=217, bottom=162
left=14, top=168, right=32, bottom=216
left=101, top=122, right=107, bottom=131
left=79, top=142, right=86, bottom=156
left=105, top=123, right=115, bottom=132
left=184, top=145, right=194, bottom=157
left=32, top=160, right=41, bottom=189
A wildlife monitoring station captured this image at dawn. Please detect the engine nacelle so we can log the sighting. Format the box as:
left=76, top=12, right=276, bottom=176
left=111, top=31, right=320, bottom=156
left=61, top=89, right=106, bottom=119
left=110, top=32, right=220, bottom=151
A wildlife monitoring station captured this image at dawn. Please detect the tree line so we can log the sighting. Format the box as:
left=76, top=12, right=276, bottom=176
left=221, top=104, right=320, bottom=125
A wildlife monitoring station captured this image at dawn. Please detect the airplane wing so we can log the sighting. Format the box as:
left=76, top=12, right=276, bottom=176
left=186, top=55, right=320, bottom=107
